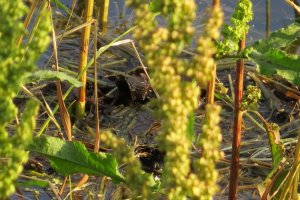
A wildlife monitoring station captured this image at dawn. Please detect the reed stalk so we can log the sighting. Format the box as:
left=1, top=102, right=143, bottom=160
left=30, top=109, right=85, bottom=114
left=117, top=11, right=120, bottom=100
left=98, top=0, right=109, bottom=34
left=76, top=0, right=94, bottom=118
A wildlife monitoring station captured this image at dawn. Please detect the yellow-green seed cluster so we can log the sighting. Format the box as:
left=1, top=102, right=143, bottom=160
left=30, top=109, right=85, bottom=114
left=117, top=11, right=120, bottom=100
left=241, top=85, right=261, bottom=111
left=190, top=6, right=224, bottom=84
left=126, top=0, right=224, bottom=199
left=101, top=131, right=156, bottom=200
left=0, top=1, right=51, bottom=198
left=193, top=104, right=223, bottom=199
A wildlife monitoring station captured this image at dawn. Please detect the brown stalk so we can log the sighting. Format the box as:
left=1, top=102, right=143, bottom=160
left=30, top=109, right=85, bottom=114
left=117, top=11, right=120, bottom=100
left=76, top=0, right=94, bottom=118
left=49, top=3, right=72, bottom=142
left=93, top=20, right=100, bottom=153
left=266, top=0, right=270, bottom=37
left=206, top=0, right=220, bottom=104
left=228, top=31, right=246, bottom=200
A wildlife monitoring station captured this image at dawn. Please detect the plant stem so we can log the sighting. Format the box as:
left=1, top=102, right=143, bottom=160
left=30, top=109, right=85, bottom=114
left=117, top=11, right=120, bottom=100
left=228, top=32, right=246, bottom=200
left=98, top=0, right=109, bottom=34
left=206, top=63, right=217, bottom=104
left=266, top=0, right=270, bottom=37
left=76, top=0, right=94, bottom=118
left=206, top=0, right=219, bottom=104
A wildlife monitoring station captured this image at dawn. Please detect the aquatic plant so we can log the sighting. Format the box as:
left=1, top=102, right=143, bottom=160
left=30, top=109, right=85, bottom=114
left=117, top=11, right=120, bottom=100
left=0, top=0, right=50, bottom=198
left=212, top=1, right=253, bottom=199
left=12, top=0, right=300, bottom=199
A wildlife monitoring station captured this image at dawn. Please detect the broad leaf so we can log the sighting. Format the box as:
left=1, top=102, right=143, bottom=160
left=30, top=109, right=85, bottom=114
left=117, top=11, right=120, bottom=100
left=247, top=48, right=300, bottom=86
left=25, top=70, right=83, bottom=87
left=26, top=137, right=125, bottom=184
left=241, top=22, right=300, bottom=55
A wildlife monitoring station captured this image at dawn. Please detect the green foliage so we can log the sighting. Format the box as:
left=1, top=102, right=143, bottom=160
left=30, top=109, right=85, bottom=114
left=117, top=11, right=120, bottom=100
left=149, top=0, right=163, bottom=14
left=25, top=70, right=83, bottom=87
left=225, top=22, right=300, bottom=86
left=216, top=0, right=253, bottom=55
left=248, top=48, right=300, bottom=85
left=241, top=22, right=300, bottom=55
left=0, top=0, right=50, bottom=198
left=26, top=137, right=125, bottom=184
left=14, top=180, right=49, bottom=188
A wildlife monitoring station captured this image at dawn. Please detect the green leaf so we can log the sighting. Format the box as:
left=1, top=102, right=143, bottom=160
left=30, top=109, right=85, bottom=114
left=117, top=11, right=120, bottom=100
left=25, top=70, right=83, bottom=87
left=265, top=123, right=285, bottom=182
left=241, top=22, right=300, bottom=55
left=247, top=48, right=300, bottom=86
left=214, top=93, right=232, bottom=103
left=214, top=93, right=223, bottom=99
left=150, top=0, right=163, bottom=14
left=187, top=112, right=194, bottom=142
left=14, top=180, right=48, bottom=188
left=26, top=137, right=125, bottom=184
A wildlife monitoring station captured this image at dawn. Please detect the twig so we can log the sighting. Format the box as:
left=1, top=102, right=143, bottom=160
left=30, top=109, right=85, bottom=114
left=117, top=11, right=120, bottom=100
left=19, top=174, right=61, bottom=200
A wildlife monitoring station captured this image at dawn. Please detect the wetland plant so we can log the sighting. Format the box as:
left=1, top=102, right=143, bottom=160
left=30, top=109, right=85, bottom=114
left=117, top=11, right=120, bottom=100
left=0, top=0, right=50, bottom=198
left=3, top=0, right=300, bottom=199
left=115, top=0, right=224, bottom=199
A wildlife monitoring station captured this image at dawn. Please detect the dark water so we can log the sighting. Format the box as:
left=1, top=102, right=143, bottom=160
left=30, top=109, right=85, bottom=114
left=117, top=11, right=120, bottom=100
left=58, top=0, right=297, bottom=48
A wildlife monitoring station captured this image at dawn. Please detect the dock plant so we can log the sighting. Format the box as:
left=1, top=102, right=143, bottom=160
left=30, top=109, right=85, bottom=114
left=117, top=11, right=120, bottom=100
left=217, top=1, right=253, bottom=199
left=123, top=0, right=224, bottom=199
left=0, top=0, right=50, bottom=198
left=4, top=0, right=300, bottom=199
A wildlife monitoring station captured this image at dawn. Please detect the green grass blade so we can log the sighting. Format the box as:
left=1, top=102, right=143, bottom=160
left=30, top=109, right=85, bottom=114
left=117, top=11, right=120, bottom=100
left=52, top=0, right=72, bottom=16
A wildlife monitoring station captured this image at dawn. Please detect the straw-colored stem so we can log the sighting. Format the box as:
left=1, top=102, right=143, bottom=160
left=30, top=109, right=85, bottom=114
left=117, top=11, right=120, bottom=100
left=76, top=0, right=94, bottom=118
left=98, top=0, right=109, bottom=34
left=206, top=0, right=220, bottom=104
left=16, top=0, right=39, bottom=46
left=206, top=63, right=217, bottom=104
left=93, top=20, right=100, bottom=153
